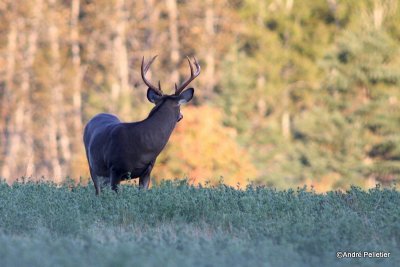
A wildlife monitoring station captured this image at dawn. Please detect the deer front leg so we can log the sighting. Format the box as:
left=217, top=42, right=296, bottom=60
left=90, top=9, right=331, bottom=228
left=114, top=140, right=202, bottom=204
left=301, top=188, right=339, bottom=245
left=110, top=168, right=122, bottom=192
left=89, top=167, right=100, bottom=195
left=139, top=161, right=154, bottom=189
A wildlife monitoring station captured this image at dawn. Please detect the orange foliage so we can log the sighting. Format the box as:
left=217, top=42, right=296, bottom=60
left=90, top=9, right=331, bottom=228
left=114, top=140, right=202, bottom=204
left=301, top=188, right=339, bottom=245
left=304, top=173, right=342, bottom=193
left=153, top=105, right=257, bottom=187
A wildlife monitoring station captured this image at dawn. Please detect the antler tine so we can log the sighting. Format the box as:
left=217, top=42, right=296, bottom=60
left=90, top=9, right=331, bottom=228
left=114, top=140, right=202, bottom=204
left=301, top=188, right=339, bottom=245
left=175, top=56, right=201, bottom=95
left=193, top=57, right=201, bottom=74
left=141, top=56, right=163, bottom=95
left=187, top=56, right=194, bottom=75
left=144, top=56, right=158, bottom=74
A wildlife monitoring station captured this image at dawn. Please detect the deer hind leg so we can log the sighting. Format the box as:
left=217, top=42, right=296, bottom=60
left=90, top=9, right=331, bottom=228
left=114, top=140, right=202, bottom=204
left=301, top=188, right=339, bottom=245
left=92, top=174, right=110, bottom=195
left=89, top=167, right=101, bottom=195
left=110, top=169, right=122, bottom=192
left=139, top=161, right=154, bottom=189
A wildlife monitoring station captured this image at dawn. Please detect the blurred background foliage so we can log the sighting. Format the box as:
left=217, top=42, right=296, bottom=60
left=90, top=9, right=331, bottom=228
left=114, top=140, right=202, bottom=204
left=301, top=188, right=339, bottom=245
left=0, top=0, right=399, bottom=191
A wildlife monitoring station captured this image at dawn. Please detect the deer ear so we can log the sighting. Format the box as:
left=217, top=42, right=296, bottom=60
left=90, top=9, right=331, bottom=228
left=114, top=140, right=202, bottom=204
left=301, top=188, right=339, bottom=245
left=178, top=88, right=194, bottom=105
left=147, top=88, right=162, bottom=103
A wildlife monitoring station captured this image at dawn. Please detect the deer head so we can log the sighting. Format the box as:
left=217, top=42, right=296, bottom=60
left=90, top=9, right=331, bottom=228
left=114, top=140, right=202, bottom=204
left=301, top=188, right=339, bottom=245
left=141, top=55, right=201, bottom=122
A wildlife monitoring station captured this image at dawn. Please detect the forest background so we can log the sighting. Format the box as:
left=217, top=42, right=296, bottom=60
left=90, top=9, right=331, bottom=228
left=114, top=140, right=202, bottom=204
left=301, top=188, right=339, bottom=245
left=1, top=0, right=400, bottom=192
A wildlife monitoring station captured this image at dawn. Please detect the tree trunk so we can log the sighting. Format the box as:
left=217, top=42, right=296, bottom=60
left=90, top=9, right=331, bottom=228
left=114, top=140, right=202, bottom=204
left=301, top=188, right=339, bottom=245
left=281, top=0, right=293, bottom=140
left=70, top=0, right=83, bottom=156
left=137, top=0, right=161, bottom=105
left=255, top=1, right=266, bottom=126
left=2, top=1, right=43, bottom=181
left=111, top=0, right=130, bottom=116
left=1, top=21, right=18, bottom=180
left=373, top=0, right=384, bottom=30
left=166, top=0, right=180, bottom=85
left=48, top=0, right=70, bottom=182
left=20, top=16, right=39, bottom=177
left=204, top=0, right=215, bottom=100
left=281, top=111, right=291, bottom=140
left=145, top=0, right=160, bottom=48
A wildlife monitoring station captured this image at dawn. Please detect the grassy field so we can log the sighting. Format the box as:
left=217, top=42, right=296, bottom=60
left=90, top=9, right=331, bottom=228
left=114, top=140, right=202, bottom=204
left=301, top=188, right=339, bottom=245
left=0, top=180, right=399, bottom=267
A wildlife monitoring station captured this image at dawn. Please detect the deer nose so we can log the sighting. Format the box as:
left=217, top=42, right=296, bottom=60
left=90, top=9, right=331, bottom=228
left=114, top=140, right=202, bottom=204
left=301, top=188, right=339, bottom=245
left=178, top=113, right=183, bottom=122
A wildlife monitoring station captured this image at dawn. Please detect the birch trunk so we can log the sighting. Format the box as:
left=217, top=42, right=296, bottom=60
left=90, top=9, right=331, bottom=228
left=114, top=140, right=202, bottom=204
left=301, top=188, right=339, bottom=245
left=281, top=0, right=293, bottom=140
left=48, top=0, right=70, bottom=182
left=111, top=0, right=130, bottom=116
left=2, top=1, right=43, bottom=181
left=145, top=0, right=160, bottom=48
left=70, top=0, right=83, bottom=154
left=167, top=0, right=180, bottom=84
left=1, top=22, right=18, bottom=180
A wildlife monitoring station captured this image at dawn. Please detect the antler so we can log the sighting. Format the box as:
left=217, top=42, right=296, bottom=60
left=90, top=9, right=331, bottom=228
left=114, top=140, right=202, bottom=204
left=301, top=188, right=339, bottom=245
left=141, top=56, right=163, bottom=95
left=174, top=56, right=201, bottom=95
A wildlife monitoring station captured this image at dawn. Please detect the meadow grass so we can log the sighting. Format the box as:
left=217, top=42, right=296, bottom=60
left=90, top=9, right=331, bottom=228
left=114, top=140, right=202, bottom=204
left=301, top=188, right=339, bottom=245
left=0, top=180, right=399, bottom=267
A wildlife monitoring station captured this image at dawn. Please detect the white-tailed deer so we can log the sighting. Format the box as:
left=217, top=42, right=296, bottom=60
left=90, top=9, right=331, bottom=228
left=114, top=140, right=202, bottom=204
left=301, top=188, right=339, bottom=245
left=83, top=56, right=200, bottom=194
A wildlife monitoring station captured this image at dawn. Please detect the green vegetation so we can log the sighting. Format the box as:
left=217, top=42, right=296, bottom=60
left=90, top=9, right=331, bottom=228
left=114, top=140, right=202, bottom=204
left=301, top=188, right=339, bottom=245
left=218, top=0, right=400, bottom=190
left=0, top=180, right=399, bottom=266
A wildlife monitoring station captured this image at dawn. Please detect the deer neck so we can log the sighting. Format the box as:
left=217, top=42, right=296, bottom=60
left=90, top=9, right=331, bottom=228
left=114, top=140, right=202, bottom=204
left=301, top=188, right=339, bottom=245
left=140, top=103, right=178, bottom=151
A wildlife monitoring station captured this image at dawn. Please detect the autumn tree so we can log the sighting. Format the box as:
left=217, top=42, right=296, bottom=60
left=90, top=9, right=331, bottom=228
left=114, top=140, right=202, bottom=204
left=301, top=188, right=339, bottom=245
left=154, top=106, right=257, bottom=187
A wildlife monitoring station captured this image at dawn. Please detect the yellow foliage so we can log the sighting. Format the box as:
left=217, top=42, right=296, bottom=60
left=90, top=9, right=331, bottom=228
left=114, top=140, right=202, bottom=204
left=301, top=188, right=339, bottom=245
left=153, top=105, right=258, bottom=187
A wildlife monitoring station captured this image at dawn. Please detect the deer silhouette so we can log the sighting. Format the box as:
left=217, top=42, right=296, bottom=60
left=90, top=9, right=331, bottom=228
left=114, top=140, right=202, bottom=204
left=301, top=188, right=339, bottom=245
left=83, top=56, right=200, bottom=194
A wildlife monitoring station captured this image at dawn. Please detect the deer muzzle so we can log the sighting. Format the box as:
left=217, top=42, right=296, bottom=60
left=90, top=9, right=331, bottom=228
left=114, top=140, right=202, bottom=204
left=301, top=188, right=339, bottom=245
left=178, top=113, right=183, bottom=122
